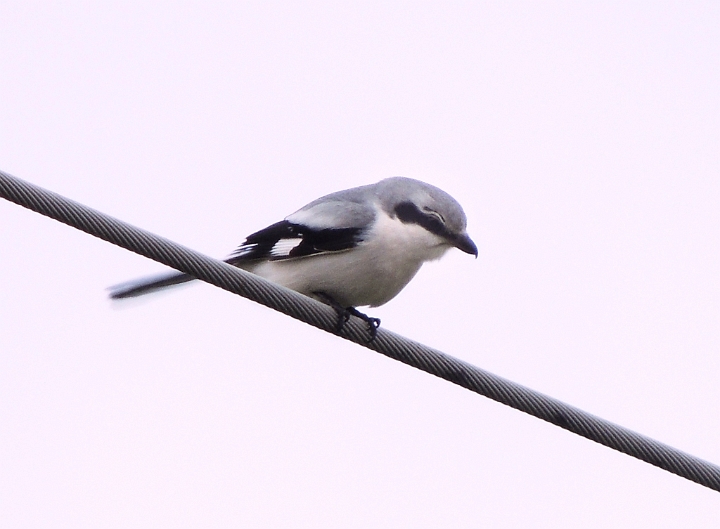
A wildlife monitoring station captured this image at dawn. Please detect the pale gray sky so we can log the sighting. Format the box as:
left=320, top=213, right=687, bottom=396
left=1, top=2, right=719, bottom=526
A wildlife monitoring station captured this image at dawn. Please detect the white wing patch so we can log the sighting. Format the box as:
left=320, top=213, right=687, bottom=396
left=270, top=237, right=304, bottom=258
left=233, top=243, right=258, bottom=258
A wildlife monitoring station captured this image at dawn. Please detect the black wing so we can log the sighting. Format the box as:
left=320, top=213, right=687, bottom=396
left=226, top=220, right=364, bottom=264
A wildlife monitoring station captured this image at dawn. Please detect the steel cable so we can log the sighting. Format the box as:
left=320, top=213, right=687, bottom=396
left=2, top=168, right=719, bottom=492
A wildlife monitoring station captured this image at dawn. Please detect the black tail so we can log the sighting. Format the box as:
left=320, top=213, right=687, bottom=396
left=108, top=271, right=195, bottom=299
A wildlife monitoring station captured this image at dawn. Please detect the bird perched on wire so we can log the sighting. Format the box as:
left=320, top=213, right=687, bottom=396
left=109, top=177, right=477, bottom=339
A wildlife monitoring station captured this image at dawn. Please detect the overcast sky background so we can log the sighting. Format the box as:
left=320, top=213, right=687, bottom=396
left=1, top=2, right=719, bottom=527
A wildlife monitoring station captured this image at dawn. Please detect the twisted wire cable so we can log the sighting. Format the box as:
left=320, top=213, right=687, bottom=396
left=2, top=168, right=719, bottom=492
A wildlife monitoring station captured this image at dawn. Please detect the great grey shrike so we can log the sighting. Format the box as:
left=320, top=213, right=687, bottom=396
left=109, top=177, right=477, bottom=336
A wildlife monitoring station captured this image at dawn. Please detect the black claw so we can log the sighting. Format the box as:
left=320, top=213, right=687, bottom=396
left=335, top=310, right=351, bottom=333
left=313, top=292, right=381, bottom=342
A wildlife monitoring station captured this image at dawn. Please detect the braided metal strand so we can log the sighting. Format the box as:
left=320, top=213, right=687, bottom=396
left=2, top=169, right=719, bottom=492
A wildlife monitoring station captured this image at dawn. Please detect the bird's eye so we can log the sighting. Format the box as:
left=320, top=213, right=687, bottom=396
left=423, top=207, right=445, bottom=224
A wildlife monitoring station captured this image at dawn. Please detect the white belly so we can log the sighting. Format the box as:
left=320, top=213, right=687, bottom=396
left=246, top=213, right=451, bottom=307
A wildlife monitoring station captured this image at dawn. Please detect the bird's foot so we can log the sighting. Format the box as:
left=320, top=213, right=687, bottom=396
left=347, top=307, right=381, bottom=342
left=313, top=292, right=381, bottom=342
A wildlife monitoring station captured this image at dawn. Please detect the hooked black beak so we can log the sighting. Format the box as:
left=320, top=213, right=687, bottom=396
left=454, top=232, right=478, bottom=258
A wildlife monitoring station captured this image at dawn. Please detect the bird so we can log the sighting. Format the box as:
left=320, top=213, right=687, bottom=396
left=109, top=177, right=477, bottom=338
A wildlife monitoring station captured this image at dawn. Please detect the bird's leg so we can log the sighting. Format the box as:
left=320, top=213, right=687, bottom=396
left=347, top=307, right=381, bottom=342
left=313, top=292, right=381, bottom=342
left=313, top=292, right=350, bottom=333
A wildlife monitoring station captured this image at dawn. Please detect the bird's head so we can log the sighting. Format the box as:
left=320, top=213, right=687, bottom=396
left=377, top=177, right=478, bottom=258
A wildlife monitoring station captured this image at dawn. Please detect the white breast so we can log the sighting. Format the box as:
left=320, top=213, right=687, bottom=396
left=245, top=210, right=452, bottom=307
